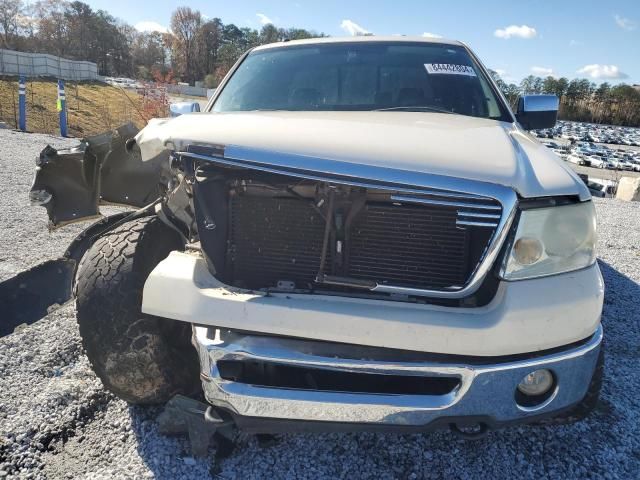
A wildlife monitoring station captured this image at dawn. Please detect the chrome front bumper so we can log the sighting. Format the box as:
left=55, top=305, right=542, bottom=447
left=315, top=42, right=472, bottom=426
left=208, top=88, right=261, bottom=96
left=193, top=325, right=603, bottom=428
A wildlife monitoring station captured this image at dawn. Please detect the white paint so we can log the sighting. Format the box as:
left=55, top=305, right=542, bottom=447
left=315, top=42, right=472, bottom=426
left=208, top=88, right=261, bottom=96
left=142, top=251, right=604, bottom=357
left=135, top=111, right=590, bottom=200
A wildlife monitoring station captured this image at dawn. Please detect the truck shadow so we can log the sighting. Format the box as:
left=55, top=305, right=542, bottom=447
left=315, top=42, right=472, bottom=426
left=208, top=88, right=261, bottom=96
left=128, top=258, right=639, bottom=479
left=0, top=259, right=75, bottom=337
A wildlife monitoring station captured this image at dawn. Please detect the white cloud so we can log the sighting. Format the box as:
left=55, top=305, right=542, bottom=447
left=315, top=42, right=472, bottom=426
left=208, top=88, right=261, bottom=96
left=614, top=14, right=636, bottom=31
left=569, top=39, right=582, bottom=47
left=422, top=32, right=442, bottom=38
left=531, top=66, right=554, bottom=76
left=577, top=64, right=628, bottom=79
left=134, top=21, right=168, bottom=34
left=340, top=19, right=370, bottom=36
left=492, top=69, right=515, bottom=82
left=494, top=25, right=537, bottom=39
left=257, top=13, right=274, bottom=25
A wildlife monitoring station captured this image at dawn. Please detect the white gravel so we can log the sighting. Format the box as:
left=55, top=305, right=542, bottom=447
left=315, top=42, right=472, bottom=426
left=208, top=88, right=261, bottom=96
left=1, top=129, right=639, bottom=479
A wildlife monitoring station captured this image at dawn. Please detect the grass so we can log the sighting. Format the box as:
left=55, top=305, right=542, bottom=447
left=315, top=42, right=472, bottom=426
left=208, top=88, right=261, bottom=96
left=0, top=77, right=168, bottom=137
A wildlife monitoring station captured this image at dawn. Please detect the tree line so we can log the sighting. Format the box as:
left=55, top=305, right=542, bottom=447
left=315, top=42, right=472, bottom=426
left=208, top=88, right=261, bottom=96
left=0, top=1, right=324, bottom=87
left=491, top=72, right=640, bottom=128
left=1, top=1, right=638, bottom=126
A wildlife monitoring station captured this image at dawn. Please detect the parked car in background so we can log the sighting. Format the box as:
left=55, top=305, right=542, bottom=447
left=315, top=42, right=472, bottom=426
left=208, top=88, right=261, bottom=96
left=587, top=180, right=617, bottom=198
left=567, top=154, right=590, bottom=166
left=619, top=157, right=637, bottom=171
left=538, top=131, right=640, bottom=172
left=588, top=157, right=610, bottom=169
left=535, top=120, right=640, bottom=148
left=106, top=77, right=142, bottom=89
left=628, top=159, right=640, bottom=172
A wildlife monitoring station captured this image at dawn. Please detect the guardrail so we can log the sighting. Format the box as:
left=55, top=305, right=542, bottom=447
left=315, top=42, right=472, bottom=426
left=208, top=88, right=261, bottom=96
left=166, top=84, right=216, bottom=98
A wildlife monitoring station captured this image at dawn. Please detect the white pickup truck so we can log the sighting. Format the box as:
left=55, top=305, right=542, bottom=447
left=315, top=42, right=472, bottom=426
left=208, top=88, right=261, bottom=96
left=31, top=36, right=603, bottom=438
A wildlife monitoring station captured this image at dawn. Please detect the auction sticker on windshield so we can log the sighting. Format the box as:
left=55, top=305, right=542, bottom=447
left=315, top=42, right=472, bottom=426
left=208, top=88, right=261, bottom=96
left=425, top=64, right=477, bottom=76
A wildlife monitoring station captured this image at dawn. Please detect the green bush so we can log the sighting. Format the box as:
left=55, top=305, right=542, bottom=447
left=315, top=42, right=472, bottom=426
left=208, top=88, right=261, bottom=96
left=204, top=74, right=217, bottom=89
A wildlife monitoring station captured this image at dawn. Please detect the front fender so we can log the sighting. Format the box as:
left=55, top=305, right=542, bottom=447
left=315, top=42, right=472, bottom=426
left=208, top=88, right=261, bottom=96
left=30, top=123, right=170, bottom=228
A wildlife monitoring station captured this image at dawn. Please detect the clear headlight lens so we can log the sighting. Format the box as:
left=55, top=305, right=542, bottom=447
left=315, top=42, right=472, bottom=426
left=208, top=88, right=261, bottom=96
left=501, top=201, right=596, bottom=280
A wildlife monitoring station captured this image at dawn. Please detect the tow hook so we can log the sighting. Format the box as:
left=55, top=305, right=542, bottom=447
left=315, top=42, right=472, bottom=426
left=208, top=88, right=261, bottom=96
left=449, top=422, right=490, bottom=440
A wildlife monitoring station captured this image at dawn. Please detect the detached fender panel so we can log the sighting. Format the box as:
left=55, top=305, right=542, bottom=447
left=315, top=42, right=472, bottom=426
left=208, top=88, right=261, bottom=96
left=30, top=123, right=169, bottom=228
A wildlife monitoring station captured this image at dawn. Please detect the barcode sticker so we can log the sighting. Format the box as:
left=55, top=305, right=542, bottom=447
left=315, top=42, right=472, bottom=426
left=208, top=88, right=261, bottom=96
left=425, top=64, right=477, bottom=77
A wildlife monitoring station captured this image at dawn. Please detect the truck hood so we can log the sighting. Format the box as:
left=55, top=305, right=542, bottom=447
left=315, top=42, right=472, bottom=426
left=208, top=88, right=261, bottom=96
left=137, top=111, right=589, bottom=200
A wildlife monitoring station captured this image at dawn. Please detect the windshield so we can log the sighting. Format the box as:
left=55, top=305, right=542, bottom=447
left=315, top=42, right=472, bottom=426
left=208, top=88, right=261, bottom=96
left=212, top=42, right=510, bottom=120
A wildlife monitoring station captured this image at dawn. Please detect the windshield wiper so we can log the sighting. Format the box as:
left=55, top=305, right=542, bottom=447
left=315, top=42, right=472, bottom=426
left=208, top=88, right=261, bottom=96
left=374, top=106, right=457, bottom=114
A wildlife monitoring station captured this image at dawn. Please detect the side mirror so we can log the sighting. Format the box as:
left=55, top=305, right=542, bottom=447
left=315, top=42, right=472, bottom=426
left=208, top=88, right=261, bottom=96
left=169, top=102, right=201, bottom=117
left=516, top=95, right=559, bottom=130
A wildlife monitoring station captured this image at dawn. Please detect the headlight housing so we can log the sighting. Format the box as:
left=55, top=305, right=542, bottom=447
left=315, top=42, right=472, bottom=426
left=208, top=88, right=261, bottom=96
left=501, top=201, right=596, bottom=280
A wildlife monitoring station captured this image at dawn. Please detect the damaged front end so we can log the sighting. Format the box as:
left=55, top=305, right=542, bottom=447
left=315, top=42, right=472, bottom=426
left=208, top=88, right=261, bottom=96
left=7, top=112, right=511, bottom=333
left=24, top=114, right=513, bottom=307
left=15, top=113, right=514, bottom=330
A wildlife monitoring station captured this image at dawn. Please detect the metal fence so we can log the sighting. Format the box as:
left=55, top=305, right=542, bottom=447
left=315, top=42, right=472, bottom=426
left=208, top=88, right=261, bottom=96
left=0, top=49, right=98, bottom=81
left=166, top=84, right=209, bottom=98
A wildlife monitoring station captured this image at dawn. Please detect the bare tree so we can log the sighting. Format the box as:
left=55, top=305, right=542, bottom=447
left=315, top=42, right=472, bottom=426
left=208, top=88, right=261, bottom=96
left=17, top=2, right=39, bottom=48
left=0, top=0, right=23, bottom=48
left=34, top=0, right=71, bottom=57
left=196, top=18, right=223, bottom=78
left=132, top=31, right=167, bottom=75
left=170, top=6, right=201, bottom=84
left=65, top=1, right=93, bottom=60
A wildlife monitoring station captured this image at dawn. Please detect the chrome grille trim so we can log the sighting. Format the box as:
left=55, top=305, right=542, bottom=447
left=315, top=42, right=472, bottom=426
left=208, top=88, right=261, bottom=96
left=455, top=220, right=500, bottom=228
left=457, top=211, right=502, bottom=219
left=177, top=145, right=519, bottom=299
left=456, top=210, right=501, bottom=228
left=389, top=195, right=502, bottom=210
left=183, top=146, right=500, bottom=200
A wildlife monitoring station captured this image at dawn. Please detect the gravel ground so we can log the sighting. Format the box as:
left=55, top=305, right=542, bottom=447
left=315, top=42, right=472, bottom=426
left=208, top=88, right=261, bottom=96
left=1, top=129, right=639, bottom=479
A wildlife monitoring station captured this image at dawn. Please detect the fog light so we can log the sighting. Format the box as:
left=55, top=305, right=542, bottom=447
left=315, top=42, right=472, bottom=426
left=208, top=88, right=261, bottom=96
left=517, top=369, right=554, bottom=396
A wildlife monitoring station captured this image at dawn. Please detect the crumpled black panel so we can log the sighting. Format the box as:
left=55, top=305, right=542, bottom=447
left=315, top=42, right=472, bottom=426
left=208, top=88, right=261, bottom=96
left=30, top=123, right=168, bottom=228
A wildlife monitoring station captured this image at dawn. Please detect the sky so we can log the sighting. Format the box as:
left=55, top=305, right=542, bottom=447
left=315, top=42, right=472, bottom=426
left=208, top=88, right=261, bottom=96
left=84, top=0, right=639, bottom=85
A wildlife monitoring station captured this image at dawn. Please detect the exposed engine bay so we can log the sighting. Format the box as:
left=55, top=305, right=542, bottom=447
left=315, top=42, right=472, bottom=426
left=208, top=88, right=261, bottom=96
left=187, top=158, right=499, bottom=305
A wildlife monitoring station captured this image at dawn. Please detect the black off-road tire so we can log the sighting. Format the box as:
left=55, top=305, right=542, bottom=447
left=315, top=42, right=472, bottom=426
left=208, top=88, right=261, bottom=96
left=76, top=215, right=200, bottom=404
